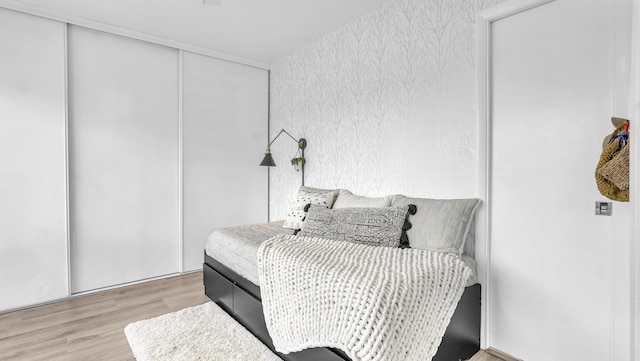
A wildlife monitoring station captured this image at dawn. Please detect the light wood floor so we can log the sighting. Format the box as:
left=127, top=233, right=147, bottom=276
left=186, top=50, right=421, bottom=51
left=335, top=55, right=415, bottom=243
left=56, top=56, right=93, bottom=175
left=1, top=271, right=506, bottom=361
left=468, top=350, right=508, bottom=361
left=0, top=271, right=209, bottom=361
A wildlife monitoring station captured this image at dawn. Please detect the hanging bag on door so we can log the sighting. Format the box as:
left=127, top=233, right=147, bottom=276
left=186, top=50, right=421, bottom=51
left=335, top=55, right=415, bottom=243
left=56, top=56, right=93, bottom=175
left=595, top=118, right=629, bottom=202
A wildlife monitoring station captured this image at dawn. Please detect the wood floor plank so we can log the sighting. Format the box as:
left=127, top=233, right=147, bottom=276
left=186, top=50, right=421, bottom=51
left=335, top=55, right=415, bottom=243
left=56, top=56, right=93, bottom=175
left=468, top=350, right=506, bottom=361
left=0, top=271, right=209, bottom=361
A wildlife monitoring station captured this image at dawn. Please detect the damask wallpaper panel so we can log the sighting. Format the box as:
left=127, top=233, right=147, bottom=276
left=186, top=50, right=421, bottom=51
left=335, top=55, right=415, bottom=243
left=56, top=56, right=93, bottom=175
left=269, top=0, right=506, bottom=219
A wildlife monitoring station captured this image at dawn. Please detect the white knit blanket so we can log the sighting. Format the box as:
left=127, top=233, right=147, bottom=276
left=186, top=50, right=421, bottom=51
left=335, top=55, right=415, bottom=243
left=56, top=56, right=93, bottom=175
left=257, top=234, right=472, bottom=361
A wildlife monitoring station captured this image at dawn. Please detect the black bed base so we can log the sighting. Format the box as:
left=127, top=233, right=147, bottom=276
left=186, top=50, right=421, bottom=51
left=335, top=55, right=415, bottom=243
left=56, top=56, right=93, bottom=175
left=203, top=253, right=481, bottom=361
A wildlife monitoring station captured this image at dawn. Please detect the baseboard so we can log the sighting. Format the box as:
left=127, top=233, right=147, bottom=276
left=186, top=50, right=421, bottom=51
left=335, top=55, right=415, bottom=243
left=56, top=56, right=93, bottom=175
left=487, top=347, right=523, bottom=361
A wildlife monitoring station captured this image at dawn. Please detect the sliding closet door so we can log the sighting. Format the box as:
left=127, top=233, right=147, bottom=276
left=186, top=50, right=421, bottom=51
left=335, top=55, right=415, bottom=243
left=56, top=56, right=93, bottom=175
left=0, top=9, right=67, bottom=311
left=68, top=26, right=179, bottom=293
left=182, top=52, right=268, bottom=271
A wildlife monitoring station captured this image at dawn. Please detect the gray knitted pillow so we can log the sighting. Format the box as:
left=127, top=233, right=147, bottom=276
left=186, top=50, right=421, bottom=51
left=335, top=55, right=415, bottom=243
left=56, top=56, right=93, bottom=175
left=300, top=205, right=411, bottom=247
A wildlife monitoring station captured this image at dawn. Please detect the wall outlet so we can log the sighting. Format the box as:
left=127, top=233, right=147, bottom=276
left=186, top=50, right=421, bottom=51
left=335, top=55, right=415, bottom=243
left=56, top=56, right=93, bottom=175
left=595, top=201, right=612, bottom=216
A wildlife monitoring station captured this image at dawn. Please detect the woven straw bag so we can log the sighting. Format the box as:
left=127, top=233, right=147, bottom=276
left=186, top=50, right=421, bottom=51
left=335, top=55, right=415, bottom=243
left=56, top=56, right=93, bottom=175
left=598, top=144, right=629, bottom=190
left=595, top=121, right=629, bottom=202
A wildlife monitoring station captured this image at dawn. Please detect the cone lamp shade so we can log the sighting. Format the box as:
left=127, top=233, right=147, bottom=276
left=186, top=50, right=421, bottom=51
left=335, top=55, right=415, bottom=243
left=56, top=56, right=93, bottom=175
left=260, top=152, right=276, bottom=167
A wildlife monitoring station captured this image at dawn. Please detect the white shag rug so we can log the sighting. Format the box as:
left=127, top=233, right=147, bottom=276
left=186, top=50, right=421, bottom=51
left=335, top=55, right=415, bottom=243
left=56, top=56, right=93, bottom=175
left=124, top=302, right=281, bottom=361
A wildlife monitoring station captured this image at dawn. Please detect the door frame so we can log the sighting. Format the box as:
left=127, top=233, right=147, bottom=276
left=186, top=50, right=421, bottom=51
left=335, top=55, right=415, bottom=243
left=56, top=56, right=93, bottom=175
left=630, top=1, right=639, bottom=360
left=475, top=0, right=556, bottom=349
left=478, top=0, right=639, bottom=357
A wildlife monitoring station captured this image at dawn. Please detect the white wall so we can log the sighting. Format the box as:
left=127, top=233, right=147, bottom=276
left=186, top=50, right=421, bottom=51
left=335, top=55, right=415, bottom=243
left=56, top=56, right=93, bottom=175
left=269, top=0, right=507, bottom=217
left=269, top=0, right=635, bottom=359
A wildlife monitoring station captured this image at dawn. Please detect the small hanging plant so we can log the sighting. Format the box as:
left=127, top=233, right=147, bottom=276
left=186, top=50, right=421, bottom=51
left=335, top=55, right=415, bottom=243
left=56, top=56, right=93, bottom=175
left=291, top=157, right=306, bottom=171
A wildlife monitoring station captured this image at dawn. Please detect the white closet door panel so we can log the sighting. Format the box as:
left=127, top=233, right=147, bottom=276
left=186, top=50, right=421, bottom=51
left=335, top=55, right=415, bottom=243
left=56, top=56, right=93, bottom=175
left=68, top=26, right=179, bottom=293
left=0, top=9, right=67, bottom=311
left=183, top=52, right=268, bottom=272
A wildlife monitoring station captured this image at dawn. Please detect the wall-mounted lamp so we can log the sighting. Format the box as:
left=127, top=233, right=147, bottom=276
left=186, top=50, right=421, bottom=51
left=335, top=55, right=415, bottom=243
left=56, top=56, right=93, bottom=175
left=260, top=129, right=307, bottom=185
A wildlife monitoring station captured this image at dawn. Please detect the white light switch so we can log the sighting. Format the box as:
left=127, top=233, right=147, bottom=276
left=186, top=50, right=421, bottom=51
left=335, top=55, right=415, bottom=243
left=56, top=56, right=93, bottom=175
left=595, top=201, right=612, bottom=216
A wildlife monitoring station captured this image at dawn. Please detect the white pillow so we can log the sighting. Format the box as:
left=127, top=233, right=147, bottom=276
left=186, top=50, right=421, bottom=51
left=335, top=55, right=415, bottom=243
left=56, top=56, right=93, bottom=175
left=283, top=189, right=338, bottom=229
left=332, top=190, right=392, bottom=209
left=299, top=186, right=339, bottom=208
left=391, top=196, right=480, bottom=255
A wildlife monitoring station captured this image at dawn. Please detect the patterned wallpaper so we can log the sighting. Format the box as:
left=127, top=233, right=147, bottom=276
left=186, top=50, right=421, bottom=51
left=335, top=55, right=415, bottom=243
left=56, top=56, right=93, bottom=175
left=269, top=0, right=506, bottom=219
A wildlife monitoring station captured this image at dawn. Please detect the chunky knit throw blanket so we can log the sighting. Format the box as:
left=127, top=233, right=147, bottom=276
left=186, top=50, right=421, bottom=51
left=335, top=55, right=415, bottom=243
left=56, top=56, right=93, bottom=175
left=257, top=234, right=472, bottom=361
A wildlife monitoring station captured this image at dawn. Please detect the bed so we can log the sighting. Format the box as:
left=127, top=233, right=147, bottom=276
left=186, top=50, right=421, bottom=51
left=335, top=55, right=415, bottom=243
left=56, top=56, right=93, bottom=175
left=203, top=188, right=482, bottom=361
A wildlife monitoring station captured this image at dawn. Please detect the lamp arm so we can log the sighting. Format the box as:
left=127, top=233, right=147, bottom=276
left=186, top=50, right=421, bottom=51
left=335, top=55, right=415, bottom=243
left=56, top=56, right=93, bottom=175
left=267, top=129, right=306, bottom=149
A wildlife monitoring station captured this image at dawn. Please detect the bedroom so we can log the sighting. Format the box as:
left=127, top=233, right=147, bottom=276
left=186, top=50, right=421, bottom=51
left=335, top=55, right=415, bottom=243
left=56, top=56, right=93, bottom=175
left=0, top=0, right=638, bottom=360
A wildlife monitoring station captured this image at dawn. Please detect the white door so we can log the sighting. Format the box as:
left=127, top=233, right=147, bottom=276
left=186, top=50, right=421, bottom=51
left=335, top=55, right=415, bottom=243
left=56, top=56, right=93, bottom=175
left=0, top=9, right=68, bottom=311
left=489, top=0, right=630, bottom=359
left=182, top=52, right=268, bottom=271
left=68, top=26, right=180, bottom=293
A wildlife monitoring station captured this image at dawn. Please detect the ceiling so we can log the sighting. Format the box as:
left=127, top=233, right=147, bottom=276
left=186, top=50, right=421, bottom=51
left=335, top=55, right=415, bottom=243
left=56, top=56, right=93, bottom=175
left=0, top=0, right=390, bottom=67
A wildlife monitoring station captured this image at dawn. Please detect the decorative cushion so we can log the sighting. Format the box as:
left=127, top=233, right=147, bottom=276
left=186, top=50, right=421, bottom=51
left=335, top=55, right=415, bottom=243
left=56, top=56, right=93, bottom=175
left=283, top=189, right=337, bottom=230
left=299, top=186, right=340, bottom=207
left=332, top=190, right=392, bottom=209
left=391, top=196, right=480, bottom=255
left=300, top=205, right=411, bottom=247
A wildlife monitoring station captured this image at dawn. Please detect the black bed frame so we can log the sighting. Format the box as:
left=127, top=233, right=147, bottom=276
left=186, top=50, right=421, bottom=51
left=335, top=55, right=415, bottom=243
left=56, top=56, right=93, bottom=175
left=204, top=253, right=481, bottom=361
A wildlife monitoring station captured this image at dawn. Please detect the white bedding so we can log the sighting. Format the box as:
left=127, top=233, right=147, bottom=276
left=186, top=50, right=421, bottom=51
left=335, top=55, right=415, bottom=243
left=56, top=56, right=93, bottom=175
left=206, top=221, right=293, bottom=285
left=258, top=234, right=472, bottom=361
left=205, top=221, right=477, bottom=287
